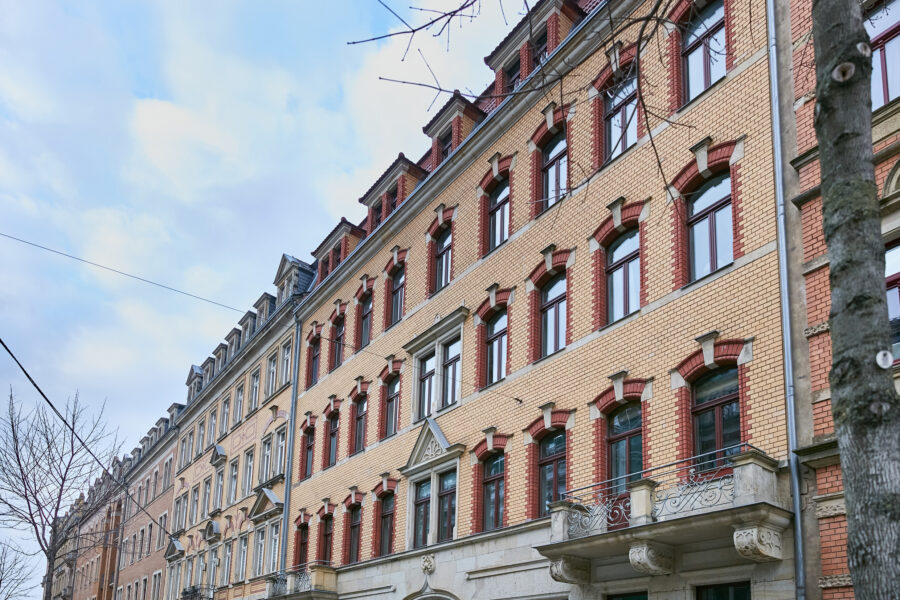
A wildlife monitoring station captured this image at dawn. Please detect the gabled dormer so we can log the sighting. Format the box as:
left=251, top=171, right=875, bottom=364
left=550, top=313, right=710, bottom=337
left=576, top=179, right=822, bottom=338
left=484, top=0, right=584, bottom=97
left=185, top=366, right=203, bottom=401
left=201, top=356, right=216, bottom=386
left=311, top=218, right=367, bottom=284
left=131, top=447, right=142, bottom=463
left=214, top=343, right=228, bottom=373
left=239, top=311, right=257, bottom=345
left=358, top=153, right=428, bottom=233
left=254, top=293, right=276, bottom=324
left=155, top=417, right=169, bottom=436
left=167, top=403, right=184, bottom=426
left=140, top=436, right=150, bottom=454
left=227, top=328, right=242, bottom=359
left=423, top=91, right=486, bottom=169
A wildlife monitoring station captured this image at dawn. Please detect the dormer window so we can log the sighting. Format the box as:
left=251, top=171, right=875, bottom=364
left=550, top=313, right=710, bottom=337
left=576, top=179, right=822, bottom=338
left=505, top=59, right=521, bottom=94
left=439, top=131, right=453, bottom=162
left=331, top=245, right=342, bottom=268
left=387, top=187, right=398, bottom=213
left=531, top=31, right=548, bottom=69
left=372, top=202, right=383, bottom=229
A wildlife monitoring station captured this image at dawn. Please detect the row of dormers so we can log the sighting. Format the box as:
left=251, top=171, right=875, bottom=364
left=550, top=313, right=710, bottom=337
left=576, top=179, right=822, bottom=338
left=309, top=0, right=587, bottom=288
left=183, top=254, right=315, bottom=402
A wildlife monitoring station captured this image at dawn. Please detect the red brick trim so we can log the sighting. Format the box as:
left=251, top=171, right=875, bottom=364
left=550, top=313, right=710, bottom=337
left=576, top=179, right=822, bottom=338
left=675, top=339, right=745, bottom=381
left=354, top=277, right=375, bottom=301
left=479, top=157, right=515, bottom=257
left=547, top=12, right=561, bottom=52
left=342, top=491, right=364, bottom=508
left=321, top=403, right=342, bottom=471
left=730, top=161, right=745, bottom=259
left=372, top=478, right=399, bottom=498
left=383, top=249, right=408, bottom=275
left=397, top=173, right=408, bottom=204
left=328, top=302, right=347, bottom=324
left=494, top=68, right=508, bottom=102
left=294, top=511, right=311, bottom=526
left=472, top=433, right=511, bottom=461
left=378, top=368, right=402, bottom=441
left=322, top=399, right=343, bottom=419
left=475, top=288, right=514, bottom=321
left=451, top=115, right=462, bottom=150
left=348, top=380, right=370, bottom=403
left=523, top=418, right=573, bottom=520
left=525, top=410, right=572, bottom=440
left=593, top=379, right=649, bottom=415
left=299, top=424, right=316, bottom=480
left=591, top=204, right=646, bottom=329
left=671, top=141, right=738, bottom=194
left=530, top=105, right=572, bottom=215
left=306, top=323, right=323, bottom=342
left=316, top=503, right=336, bottom=519
left=530, top=104, right=570, bottom=146
left=520, top=39, right=534, bottom=79
left=475, top=289, right=513, bottom=388
left=527, top=249, right=572, bottom=287
left=528, top=250, right=573, bottom=361
left=378, top=359, right=404, bottom=383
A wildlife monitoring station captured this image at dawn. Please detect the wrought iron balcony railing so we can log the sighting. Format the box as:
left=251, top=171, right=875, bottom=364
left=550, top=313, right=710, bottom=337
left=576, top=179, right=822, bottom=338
left=180, top=586, right=214, bottom=600
left=562, top=443, right=763, bottom=539
left=266, top=562, right=332, bottom=597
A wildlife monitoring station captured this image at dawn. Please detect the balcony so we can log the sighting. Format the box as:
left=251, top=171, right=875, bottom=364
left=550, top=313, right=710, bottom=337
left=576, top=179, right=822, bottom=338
left=537, top=445, right=792, bottom=584
left=266, top=562, right=335, bottom=599
left=181, top=586, right=214, bottom=600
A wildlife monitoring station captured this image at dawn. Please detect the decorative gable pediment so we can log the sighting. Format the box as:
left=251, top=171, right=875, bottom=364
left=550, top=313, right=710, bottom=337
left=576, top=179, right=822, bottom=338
left=164, top=538, right=185, bottom=561
left=209, top=445, right=227, bottom=467
left=273, top=253, right=299, bottom=285
left=400, top=418, right=465, bottom=478
left=248, top=488, right=283, bottom=523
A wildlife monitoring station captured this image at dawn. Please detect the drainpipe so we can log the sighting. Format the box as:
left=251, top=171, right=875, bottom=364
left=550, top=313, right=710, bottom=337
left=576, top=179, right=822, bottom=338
left=765, top=0, right=806, bottom=595
left=279, top=311, right=303, bottom=572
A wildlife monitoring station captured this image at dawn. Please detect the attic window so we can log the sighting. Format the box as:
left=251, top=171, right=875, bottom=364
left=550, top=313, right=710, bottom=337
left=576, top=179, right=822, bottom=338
left=505, top=59, right=521, bottom=93
left=372, top=203, right=383, bottom=228
left=332, top=245, right=342, bottom=268
left=439, top=131, right=453, bottom=162
left=387, top=187, right=398, bottom=213
left=532, top=31, right=548, bottom=68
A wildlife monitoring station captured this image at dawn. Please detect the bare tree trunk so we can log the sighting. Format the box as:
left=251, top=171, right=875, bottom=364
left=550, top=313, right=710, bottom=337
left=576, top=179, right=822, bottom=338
left=812, top=0, right=900, bottom=594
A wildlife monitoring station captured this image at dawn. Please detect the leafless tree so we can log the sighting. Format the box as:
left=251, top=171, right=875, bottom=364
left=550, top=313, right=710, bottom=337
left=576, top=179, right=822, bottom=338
left=812, top=0, right=900, bottom=594
left=0, top=392, right=121, bottom=600
left=0, top=542, right=32, bottom=600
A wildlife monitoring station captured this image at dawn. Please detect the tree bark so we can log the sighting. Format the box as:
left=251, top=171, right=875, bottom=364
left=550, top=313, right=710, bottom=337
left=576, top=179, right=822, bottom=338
left=812, top=0, right=900, bottom=594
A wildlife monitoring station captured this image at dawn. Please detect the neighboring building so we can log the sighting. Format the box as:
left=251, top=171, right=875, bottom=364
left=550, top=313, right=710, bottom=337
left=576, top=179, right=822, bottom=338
left=114, top=417, right=178, bottom=600
left=778, top=0, right=900, bottom=597
left=46, top=0, right=900, bottom=598
left=48, top=509, right=81, bottom=600
left=71, top=471, right=122, bottom=600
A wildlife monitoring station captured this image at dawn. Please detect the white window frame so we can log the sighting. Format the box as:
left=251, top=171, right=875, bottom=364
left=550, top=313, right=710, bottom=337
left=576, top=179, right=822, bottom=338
left=259, top=436, right=272, bottom=484
left=267, top=521, right=280, bottom=574
left=236, top=534, right=248, bottom=583
left=242, top=449, right=254, bottom=497
left=228, top=458, right=239, bottom=504
left=249, top=370, right=260, bottom=411
left=404, top=313, right=466, bottom=422
left=281, top=340, right=292, bottom=385
left=234, top=385, right=244, bottom=424
left=214, top=467, right=224, bottom=510
left=222, top=540, right=233, bottom=587
left=266, top=353, right=278, bottom=396
left=221, top=397, right=230, bottom=436
left=274, top=427, right=286, bottom=475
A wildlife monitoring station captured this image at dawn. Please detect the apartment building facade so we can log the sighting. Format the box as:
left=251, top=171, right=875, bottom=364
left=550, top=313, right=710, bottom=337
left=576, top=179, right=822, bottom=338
left=52, top=0, right=900, bottom=598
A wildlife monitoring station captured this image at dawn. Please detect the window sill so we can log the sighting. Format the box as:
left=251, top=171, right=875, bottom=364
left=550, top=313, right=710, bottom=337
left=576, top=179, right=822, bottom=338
left=674, top=73, right=727, bottom=116
left=480, top=377, right=506, bottom=392
left=533, top=347, right=566, bottom=366
left=681, top=261, right=735, bottom=290
left=482, top=238, right=509, bottom=259
left=534, top=194, right=569, bottom=220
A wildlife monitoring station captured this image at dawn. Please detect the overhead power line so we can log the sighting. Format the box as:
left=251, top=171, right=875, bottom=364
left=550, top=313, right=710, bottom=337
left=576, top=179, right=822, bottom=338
left=0, top=336, right=173, bottom=542
left=0, top=232, right=242, bottom=313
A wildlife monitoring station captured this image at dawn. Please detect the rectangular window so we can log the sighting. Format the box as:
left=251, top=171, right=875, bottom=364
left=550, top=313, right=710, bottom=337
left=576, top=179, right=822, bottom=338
left=540, top=275, right=567, bottom=357
left=228, top=459, right=239, bottom=504
left=488, top=181, right=510, bottom=251
left=208, top=410, right=217, bottom=445
left=234, top=385, right=244, bottom=424
left=434, top=228, right=452, bottom=291
left=542, top=131, right=568, bottom=209
left=360, top=295, right=373, bottom=348
left=384, top=379, right=399, bottom=438
left=275, top=427, right=286, bottom=475
left=332, top=319, right=345, bottom=370
left=222, top=541, right=233, bottom=587
left=441, top=338, right=460, bottom=408
left=390, top=267, right=405, bottom=326
left=242, top=450, right=254, bottom=497
left=196, top=421, right=205, bottom=455
left=297, top=526, right=309, bottom=566
left=437, top=470, right=457, bottom=542
left=214, top=468, right=224, bottom=509
left=696, top=582, right=750, bottom=600
left=236, top=535, right=248, bottom=583
left=260, top=437, right=272, bottom=483
left=303, top=430, right=314, bottom=479
left=190, top=487, right=199, bottom=526
left=202, top=478, right=211, bottom=517
left=266, top=353, right=277, bottom=396
left=281, top=341, right=292, bottom=384
left=249, top=370, right=260, bottom=411
left=267, top=522, right=280, bottom=574
left=163, top=459, right=172, bottom=490
left=538, top=430, right=567, bottom=516
left=486, top=310, right=508, bottom=385
left=353, top=398, right=367, bottom=454
left=221, top=398, right=230, bottom=436
left=327, top=415, right=339, bottom=467
left=209, top=547, right=218, bottom=589
left=414, top=480, right=431, bottom=548
left=379, top=494, right=395, bottom=556
left=308, top=339, right=321, bottom=387
left=253, top=527, right=265, bottom=577
left=320, top=517, right=333, bottom=564
left=157, top=514, right=167, bottom=549
left=439, top=130, right=452, bottom=161
left=418, top=353, right=435, bottom=419
left=483, top=454, right=505, bottom=531
left=347, top=506, right=361, bottom=564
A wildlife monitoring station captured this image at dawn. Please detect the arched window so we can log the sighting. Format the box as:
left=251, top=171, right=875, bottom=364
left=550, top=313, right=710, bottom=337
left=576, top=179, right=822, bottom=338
left=866, top=0, right=899, bottom=110
left=608, top=403, right=643, bottom=495
left=693, top=366, right=741, bottom=469
left=352, top=396, right=367, bottom=455
left=688, top=174, right=733, bottom=280
left=482, top=453, right=505, bottom=531
left=433, top=227, right=452, bottom=292
left=389, top=267, right=405, bottom=327
left=682, top=0, right=726, bottom=103
left=538, top=430, right=566, bottom=516
left=325, top=413, right=339, bottom=468
left=542, top=130, right=568, bottom=211
left=489, top=180, right=510, bottom=251
left=331, top=316, right=345, bottom=371
left=541, top=274, right=567, bottom=356
left=605, top=74, right=638, bottom=160
left=486, top=309, right=508, bottom=385
left=607, top=229, right=641, bottom=322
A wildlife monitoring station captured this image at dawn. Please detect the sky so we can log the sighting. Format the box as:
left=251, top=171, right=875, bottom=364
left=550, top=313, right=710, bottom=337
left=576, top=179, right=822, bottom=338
left=0, top=0, right=520, bottom=594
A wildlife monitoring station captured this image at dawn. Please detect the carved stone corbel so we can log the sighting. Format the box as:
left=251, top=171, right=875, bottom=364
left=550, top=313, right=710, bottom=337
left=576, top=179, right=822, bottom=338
left=549, top=555, right=590, bottom=584
left=628, top=541, right=674, bottom=575
left=733, top=523, right=783, bottom=561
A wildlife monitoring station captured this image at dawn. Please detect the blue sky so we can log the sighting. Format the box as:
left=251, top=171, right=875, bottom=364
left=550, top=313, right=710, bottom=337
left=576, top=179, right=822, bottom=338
left=0, top=1, right=519, bottom=592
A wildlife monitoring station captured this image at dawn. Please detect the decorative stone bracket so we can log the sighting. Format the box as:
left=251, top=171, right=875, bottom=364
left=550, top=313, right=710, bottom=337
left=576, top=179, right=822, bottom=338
left=549, top=555, right=590, bottom=584
left=733, top=522, right=784, bottom=561
left=628, top=541, right=674, bottom=575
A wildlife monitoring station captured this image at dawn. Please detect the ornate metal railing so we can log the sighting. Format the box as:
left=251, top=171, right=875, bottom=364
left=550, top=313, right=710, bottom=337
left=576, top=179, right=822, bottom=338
left=266, top=562, right=331, bottom=597
left=563, top=444, right=759, bottom=539
left=181, top=586, right=214, bottom=600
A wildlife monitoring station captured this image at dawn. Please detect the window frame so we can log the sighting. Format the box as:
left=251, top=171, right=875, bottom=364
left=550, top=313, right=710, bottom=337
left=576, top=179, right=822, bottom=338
left=691, top=366, right=742, bottom=469
left=389, top=266, right=406, bottom=327
left=417, top=353, right=436, bottom=421
left=482, top=453, right=505, bottom=531
left=407, top=461, right=459, bottom=550
left=319, top=515, right=333, bottom=564
left=541, top=129, right=568, bottom=212
left=383, top=377, right=400, bottom=439
left=436, top=470, right=457, bottom=543
left=540, top=273, right=567, bottom=357
left=302, top=427, right=315, bottom=480
left=604, top=73, right=638, bottom=160
left=352, top=396, right=367, bottom=455
left=433, top=226, right=453, bottom=292
left=378, top=493, right=395, bottom=557
left=606, top=228, right=641, bottom=323
left=485, top=309, right=508, bottom=386
left=687, top=174, right=733, bottom=281
left=607, top=402, right=644, bottom=495
left=488, top=179, right=511, bottom=252
left=326, top=413, right=340, bottom=468
left=681, top=0, right=727, bottom=103
left=331, top=317, right=345, bottom=371
left=347, top=505, right=362, bottom=564
left=359, top=293, right=373, bottom=349
left=308, top=337, right=321, bottom=387
left=537, top=430, right=567, bottom=516
left=440, top=338, right=461, bottom=409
